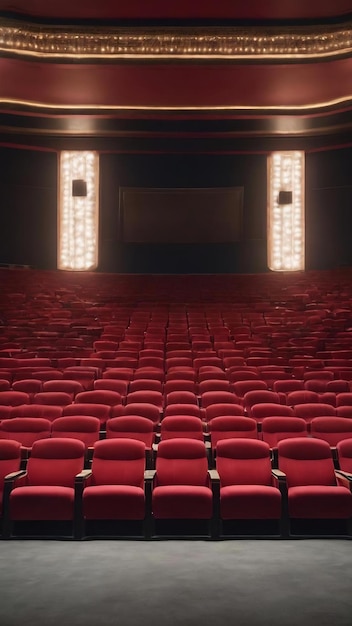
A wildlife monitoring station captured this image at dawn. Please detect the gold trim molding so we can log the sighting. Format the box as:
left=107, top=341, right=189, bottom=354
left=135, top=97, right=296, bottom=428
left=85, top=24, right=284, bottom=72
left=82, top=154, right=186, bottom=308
left=1, top=19, right=352, bottom=60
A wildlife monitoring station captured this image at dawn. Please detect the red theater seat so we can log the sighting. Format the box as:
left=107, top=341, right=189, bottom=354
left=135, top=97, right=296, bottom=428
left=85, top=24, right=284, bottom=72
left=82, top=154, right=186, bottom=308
left=4, top=438, right=86, bottom=538
left=0, top=391, right=30, bottom=406
left=10, top=404, right=63, bottom=421
left=0, top=440, right=22, bottom=522
left=208, top=416, right=258, bottom=455
left=336, top=439, right=352, bottom=474
left=310, top=417, right=352, bottom=447
left=150, top=438, right=214, bottom=537
left=51, top=416, right=100, bottom=449
left=106, top=416, right=155, bottom=450
left=0, top=418, right=51, bottom=452
left=159, top=416, right=205, bottom=441
left=277, top=438, right=352, bottom=536
left=81, top=439, right=147, bottom=538
left=215, top=438, right=283, bottom=537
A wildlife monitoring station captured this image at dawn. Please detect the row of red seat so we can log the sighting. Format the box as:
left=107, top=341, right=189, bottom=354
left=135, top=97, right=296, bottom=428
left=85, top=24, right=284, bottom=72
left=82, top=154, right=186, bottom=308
left=1, top=436, right=352, bottom=540
left=1, top=414, right=352, bottom=463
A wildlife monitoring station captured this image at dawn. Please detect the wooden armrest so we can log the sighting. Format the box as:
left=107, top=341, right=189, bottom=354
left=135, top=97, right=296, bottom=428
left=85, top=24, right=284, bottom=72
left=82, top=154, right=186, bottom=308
left=208, top=469, right=220, bottom=482
left=75, top=469, right=93, bottom=482
left=4, top=470, right=27, bottom=483
left=144, top=469, right=156, bottom=482
left=272, top=469, right=286, bottom=480
left=336, top=470, right=352, bottom=481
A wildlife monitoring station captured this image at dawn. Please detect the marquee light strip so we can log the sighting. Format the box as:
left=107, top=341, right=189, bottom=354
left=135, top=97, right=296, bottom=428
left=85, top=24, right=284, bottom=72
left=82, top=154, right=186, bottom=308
left=1, top=20, right=352, bottom=59
left=267, top=151, right=305, bottom=272
left=58, top=151, right=99, bottom=271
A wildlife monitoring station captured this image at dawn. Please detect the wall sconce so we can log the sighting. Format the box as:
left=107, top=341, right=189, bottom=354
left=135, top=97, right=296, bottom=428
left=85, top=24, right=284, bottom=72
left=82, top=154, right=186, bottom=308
left=267, top=151, right=305, bottom=272
left=58, top=151, right=99, bottom=271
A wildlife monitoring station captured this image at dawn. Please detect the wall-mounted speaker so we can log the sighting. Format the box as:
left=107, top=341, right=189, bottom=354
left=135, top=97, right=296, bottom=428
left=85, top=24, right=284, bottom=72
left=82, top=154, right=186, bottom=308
left=72, top=179, right=87, bottom=197
left=278, top=190, right=292, bottom=205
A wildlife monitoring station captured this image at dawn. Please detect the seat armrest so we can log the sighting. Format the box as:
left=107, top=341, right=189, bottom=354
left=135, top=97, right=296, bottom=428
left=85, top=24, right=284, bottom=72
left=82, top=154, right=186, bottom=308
left=144, top=469, right=156, bottom=482
left=208, top=469, right=220, bottom=483
left=336, top=470, right=352, bottom=480
left=75, top=469, right=93, bottom=482
left=272, top=469, right=287, bottom=497
left=4, top=470, right=27, bottom=484
left=335, top=470, right=352, bottom=489
left=272, top=469, right=286, bottom=480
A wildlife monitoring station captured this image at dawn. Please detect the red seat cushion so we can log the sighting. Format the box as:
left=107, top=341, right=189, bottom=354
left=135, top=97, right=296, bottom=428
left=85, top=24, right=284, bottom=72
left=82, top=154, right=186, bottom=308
left=10, top=485, right=75, bottom=520
left=220, top=484, right=282, bottom=520
left=288, top=485, right=352, bottom=518
left=83, top=485, right=145, bottom=520
left=152, top=485, right=213, bottom=519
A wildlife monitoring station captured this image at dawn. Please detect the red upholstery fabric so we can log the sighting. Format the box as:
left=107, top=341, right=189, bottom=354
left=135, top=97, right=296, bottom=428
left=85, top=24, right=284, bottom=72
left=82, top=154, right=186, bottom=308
left=129, top=379, right=163, bottom=393
left=63, top=402, right=111, bottom=425
left=336, top=439, right=352, bottom=473
left=201, top=391, right=240, bottom=409
left=120, top=403, right=160, bottom=425
left=278, top=438, right=338, bottom=487
left=33, top=391, right=72, bottom=407
left=277, top=438, right=352, bottom=519
left=0, top=417, right=51, bottom=448
left=217, top=439, right=274, bottom=486
left=233, top=380, right=268, bottom=398
left=106, top=416, right=154, bottom=448
left=126, top=390, right=163, bottom=409
left=209, top=416, right=258, bottom=449
left=12, top=379, right=43, bottom=397
left=10, top=486, right=76, bottom=520
left=336, top=393, right=352, bottom=407
left=287, top=485, right=352, bottom=518
left=286, top=390, right=320, bottom=406
left=160, top=416, right=204, bottom=440
left=310, top=417, right=352, bottom=446
left=216, top=439, right=281, bottom=520
left=75, top=390, right=122, bottom=406
left=10, top=404, right=63, bottom=420
left=204, top=403, right=244, bottom=422
left=42, top=380, right=84, bottom=397
left=51, top=416, right=100, bottom=447
left=198, top=380, right=231, bottom=394
left=273, top=380, right=304, bottom=394
left=261, top=417, right=308, bottom=447
left=166, top=391, right=198, bottom=406
left=164, top=380, right=198, bottom=394
left=250, top=403, right=294, bottom=422
left=293, top=403, right=335, bottom=422
left=9, top=438, right=85, bottom=521
left=152, top=438, right=212, bottom=519
left=0, top=440, right=21, bottom=515
left=163, top=404, right=204, bottom=419
left=0, top=391, right=30, bottom=406
left=82, top=439, right=145, bottom=520
left=94, top=379, right=129, bottom=395
left=243, top=391, right=282, bottom=415
left=220, top=484, right=281, bottom=520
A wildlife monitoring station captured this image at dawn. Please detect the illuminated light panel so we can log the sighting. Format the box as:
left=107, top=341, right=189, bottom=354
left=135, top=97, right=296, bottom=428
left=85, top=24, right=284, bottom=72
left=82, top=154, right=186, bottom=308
left=267, top=151, right=305, bottom=272
left=0, top=20, right=352, bottom=60
left=58, top=151, right=99, bottom=271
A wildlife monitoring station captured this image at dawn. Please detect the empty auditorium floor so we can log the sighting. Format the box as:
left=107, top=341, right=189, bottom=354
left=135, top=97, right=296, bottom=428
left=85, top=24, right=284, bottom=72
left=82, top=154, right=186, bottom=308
left=0, top=539, right=351, bottom=626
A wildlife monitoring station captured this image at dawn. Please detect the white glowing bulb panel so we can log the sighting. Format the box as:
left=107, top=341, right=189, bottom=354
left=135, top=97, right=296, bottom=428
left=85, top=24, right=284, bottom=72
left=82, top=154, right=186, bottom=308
left=58, top=151, right=99, bottom=271
left=267, top=151, right=305, bottom=272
